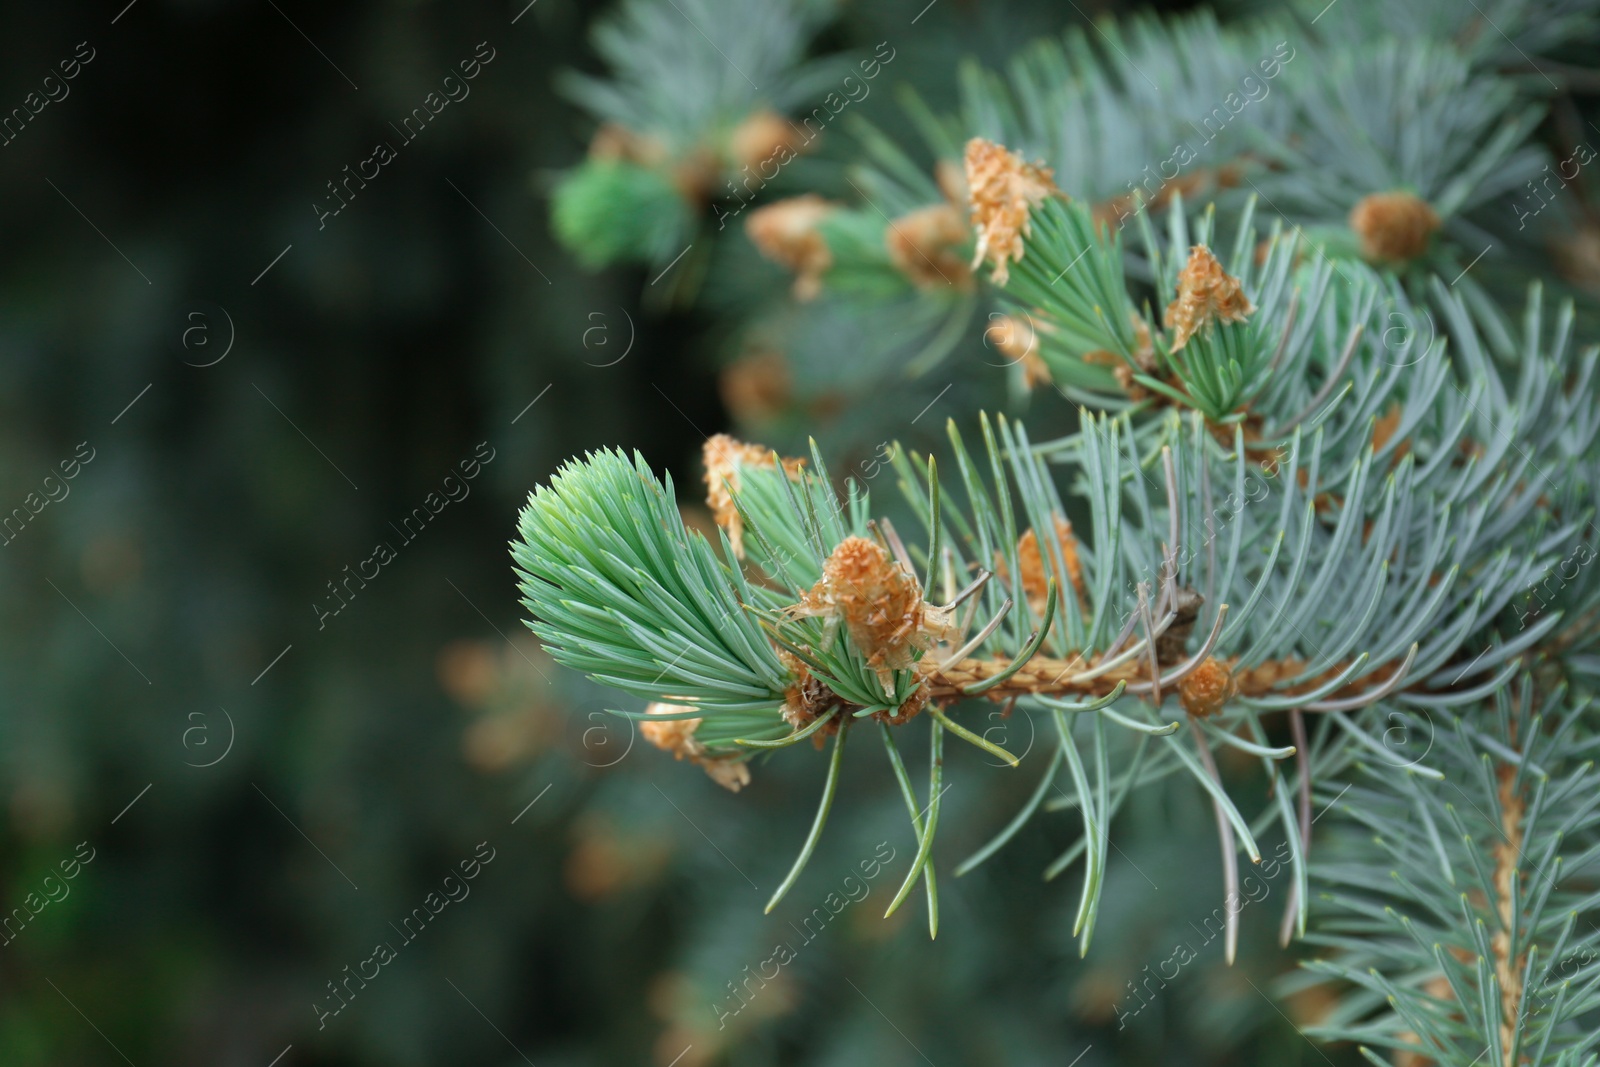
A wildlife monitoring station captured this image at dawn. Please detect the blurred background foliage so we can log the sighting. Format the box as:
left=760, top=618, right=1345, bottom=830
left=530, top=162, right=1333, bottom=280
left=2, top=0, right=1595, bottom=1065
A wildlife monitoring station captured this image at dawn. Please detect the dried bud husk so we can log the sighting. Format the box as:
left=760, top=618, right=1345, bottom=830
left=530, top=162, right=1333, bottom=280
left=987, top=312, right=1037, bottom=362
left=790, top=536, right=957, bottom=670
left=879, top=682, right=930, bottom=726
left=589, top=122, right=716, bottom=202
left=934, top=158, right=967, bottom=208
left=1164, top=245, right=1254, bottom=352
left=1015, top=516, right=1086, bottom=603
left=588, top=122, right=669, bottom=167
left=1178, top=657, right=1237, bottom=718
left=1113, top=363, right=1150, bottom=401
left=1349, top=191, right=1440, bottom=263
left=1371, top=401, right=1410, bottom=462
left=1554, top=222, right=1600, bottom=297
left=746, top=195, right=836, bottom=300
left=564, top=816, right=671, bottom=901
left=702, top=435, right=805, bottom=558
left=987, top=313, right=1054, bottom=388
left=779, top=651, right=836, bottom=746
left=641, top=703, right=752, bottom=792
left=727, top=109, right=807, bottom=172
left=719, top=348, right=793, bottom=424
left=886, top=203, right=972, bottom=289
left=965, top=138, right=1060, bottom=286
left=1129, top=313, right=1156, bottom=370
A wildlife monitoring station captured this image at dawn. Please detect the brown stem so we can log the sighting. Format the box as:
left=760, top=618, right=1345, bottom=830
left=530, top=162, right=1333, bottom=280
left=922, top=653, right=1344, bottom=703
left=1493, top=762, right=1526, bottom=1067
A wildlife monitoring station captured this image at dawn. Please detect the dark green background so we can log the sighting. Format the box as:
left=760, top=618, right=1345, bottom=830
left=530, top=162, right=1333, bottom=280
left=0, top=1, right=1357, bottom=1064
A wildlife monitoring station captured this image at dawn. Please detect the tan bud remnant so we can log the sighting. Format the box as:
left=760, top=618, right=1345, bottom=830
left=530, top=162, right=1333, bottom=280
left=1349, top=191, right=1440, bottom=263
left=1016, top=516, right=1085, bottom=600
left=1129, top=313, right=1156, bottom=369
left=1163, top=244, right=1254, bottom=352
left=987, top=313, right=1054, bottom=388
left=1554, top=222, right=1600, bottom=296
left=1105, top=314, right=1157, bottom=398
left=728, top=109, right=806, bottom=171
left=588, top=122, right=669, bottom=167
left=640, top=702, right=701, bottom=759
left=1019, top=348, right=1052, bottom=390
left=1091, top=192, right=1137, bottom=234
left=702, top=435, right=805, bottom=558
left=1370, top=401, right=1410, bottom=462
left=1112, top=363, right=1149, bottom=400
left=886, top=203, right=972, bottom=289
left=779, top=651, right=831, bottom=736
left=1178, top=657, right=1237, bottom=718
left=934, top=157, right=967, bottom=208
left=989, top=312, right=1037, bottom=362
left=745, top=195, right=837, bottom=300
left=790, top=536, right=956, bottom=671
left=698, top=756, right=754, bottom=792
left=718, top=348, right=793, bottom=424
left=880, top=682, right=930, bottom=726
left=964, top=137, right=1060, bottom=286
left=564, top=817, right=672, bottom=902
left=641, top=703, right=752, bottom=792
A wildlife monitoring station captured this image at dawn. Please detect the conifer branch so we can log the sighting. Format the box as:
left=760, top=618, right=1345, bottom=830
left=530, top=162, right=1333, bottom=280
left=522, top=6, right=1600, bottom=1059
